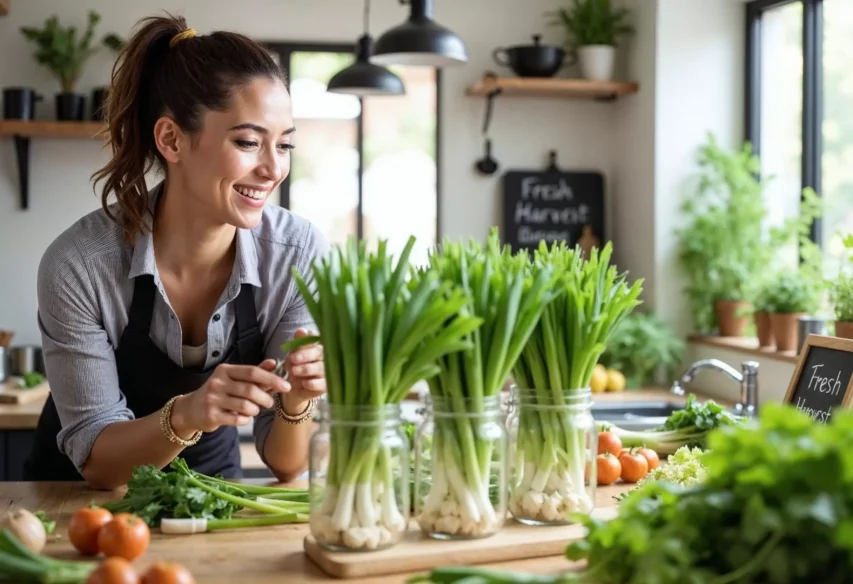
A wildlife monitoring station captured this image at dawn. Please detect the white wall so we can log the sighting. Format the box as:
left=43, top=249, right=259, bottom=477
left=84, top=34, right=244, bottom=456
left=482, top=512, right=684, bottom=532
left=0, top=0, right=621, bottom=344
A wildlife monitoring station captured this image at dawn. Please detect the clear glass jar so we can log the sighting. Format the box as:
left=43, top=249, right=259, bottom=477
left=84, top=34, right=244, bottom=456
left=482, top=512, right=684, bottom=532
left=414, top=395, right=508, bottom=540
left=309, top=403, right=410, bottom=552
left=505, top=386, right=597, bottom=526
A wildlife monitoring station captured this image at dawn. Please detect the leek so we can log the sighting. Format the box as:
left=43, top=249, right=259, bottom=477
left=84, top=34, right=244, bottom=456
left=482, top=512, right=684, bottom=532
left=416, top=229, right=558, bottom=538
left=509, top=242, right=642, bottom=524
left=290, top=235, right=483, bottom=550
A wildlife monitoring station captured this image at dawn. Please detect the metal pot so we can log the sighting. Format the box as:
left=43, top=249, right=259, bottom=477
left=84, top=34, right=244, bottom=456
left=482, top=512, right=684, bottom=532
left=9, top=345, right=44, bottom=376
left=492, top=35, right=567, bottom=78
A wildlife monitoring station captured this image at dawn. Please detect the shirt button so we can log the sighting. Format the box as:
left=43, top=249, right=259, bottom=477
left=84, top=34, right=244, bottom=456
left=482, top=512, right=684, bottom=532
left=212, top=314, right=221, bottom=322
left=212, top=350, right=221, bottom=358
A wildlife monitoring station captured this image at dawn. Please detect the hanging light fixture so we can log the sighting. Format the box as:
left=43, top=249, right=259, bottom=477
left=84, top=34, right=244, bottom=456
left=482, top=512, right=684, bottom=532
left=370, top=0, right=468, bottom=67
left=327, top=0, right=405, bottom=96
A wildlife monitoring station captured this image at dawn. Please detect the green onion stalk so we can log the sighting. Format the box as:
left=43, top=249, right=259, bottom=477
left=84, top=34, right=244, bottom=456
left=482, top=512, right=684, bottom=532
left=416, top=229, right=558, bottom=538
left=509, top=242, right=642, bottom=524
left=290, top=236, right=483, bottom=551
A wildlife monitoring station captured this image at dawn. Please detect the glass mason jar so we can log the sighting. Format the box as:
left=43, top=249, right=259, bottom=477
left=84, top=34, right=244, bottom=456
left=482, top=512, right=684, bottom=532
left=309, top=403, right=410, bottom=552
left=505, top=386, right=598, bottom=526
left=414, top=395, right=508, bottom=540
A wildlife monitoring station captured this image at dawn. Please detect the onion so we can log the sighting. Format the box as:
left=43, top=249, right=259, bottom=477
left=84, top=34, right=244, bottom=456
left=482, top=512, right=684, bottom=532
left=0, top=508, right=47, bottom=553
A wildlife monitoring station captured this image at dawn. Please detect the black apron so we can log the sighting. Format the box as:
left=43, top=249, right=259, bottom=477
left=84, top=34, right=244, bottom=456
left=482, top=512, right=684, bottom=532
left=23, top=274, right=264, bottom=481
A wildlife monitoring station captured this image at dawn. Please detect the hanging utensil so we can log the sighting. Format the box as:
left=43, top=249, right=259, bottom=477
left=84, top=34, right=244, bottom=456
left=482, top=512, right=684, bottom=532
left=474, top=88, right=501, bottom=176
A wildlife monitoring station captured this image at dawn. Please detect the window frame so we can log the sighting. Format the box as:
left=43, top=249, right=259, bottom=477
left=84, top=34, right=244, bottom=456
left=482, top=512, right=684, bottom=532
left=745, top=0, right=824, bottom=246
left=261, top=41, right=444, bottom=244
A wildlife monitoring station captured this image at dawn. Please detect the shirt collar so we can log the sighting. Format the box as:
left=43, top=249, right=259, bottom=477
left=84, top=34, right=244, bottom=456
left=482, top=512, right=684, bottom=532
left=127, top=182, right=262, bottom=290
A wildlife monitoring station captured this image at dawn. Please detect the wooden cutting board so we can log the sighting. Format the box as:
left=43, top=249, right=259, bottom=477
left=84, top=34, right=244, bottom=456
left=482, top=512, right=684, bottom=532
left=0, top=379, right=50, bottom=404
left=303, top=506, right=618, bottom=579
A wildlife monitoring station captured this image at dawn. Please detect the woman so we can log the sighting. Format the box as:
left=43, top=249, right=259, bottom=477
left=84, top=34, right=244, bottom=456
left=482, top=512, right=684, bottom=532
left=23, top=13, right=329, bottom=489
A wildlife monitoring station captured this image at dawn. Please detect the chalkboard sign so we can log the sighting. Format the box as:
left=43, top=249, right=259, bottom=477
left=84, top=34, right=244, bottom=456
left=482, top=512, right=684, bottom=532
left=501, top=168, right=605, bottom=255
left=783, top=334, right=853, bottom=424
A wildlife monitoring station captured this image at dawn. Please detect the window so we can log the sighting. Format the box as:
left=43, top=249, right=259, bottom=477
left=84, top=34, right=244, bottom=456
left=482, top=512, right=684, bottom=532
left=746, top=0, right=853, bottom=269
left=264, top=42, right=441, bottom=267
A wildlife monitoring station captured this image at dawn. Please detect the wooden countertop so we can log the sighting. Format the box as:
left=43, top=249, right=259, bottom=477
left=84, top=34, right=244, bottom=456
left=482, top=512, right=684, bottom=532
left=2, top=481, right=634, bottom=583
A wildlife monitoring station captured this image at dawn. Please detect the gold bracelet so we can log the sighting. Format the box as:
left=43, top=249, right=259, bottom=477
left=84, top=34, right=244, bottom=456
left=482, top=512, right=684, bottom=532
left=160, top=395, right=203, bottom=446
left=274, top=393, right=316, bottom=425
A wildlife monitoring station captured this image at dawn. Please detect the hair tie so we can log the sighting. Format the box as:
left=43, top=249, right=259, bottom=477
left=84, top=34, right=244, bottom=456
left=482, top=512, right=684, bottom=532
left=169, top=28, right=196, bottom=48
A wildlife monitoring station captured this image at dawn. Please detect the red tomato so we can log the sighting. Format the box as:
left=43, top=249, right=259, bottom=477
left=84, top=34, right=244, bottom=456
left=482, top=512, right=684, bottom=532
left=86, top=557, right=139, bottom=584
left=619, top=449, right=650, bottom=483
left=69, top=506, right=114, bottom=555
left=597, top=431, right=623, bottom=456
left=98, top=513, right=150, bottom=561
left=596, top=452, right=621, bottom=485
left=637, top=447, right=660, bottom=471
left=141, top=562, right=196, bottom=584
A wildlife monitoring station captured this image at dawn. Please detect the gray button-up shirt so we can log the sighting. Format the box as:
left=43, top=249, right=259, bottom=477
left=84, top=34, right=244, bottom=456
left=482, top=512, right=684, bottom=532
left=36, top=184, right=330, bottom=473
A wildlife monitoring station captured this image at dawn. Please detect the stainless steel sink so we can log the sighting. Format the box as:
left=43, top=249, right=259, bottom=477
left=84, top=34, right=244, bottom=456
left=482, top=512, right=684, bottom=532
left=590, top=400, right=683, bottom=431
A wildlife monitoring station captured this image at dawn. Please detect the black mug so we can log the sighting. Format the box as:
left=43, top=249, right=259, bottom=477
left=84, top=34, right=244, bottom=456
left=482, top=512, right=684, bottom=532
left=2, top=87, right=42, bottom=120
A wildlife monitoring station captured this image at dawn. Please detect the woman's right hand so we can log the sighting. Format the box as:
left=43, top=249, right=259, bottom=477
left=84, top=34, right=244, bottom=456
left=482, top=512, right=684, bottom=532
left=169, top=360, right=290, bottom=436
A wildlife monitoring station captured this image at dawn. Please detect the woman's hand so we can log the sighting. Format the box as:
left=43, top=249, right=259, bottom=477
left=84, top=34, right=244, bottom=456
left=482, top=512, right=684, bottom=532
left=282, top=328, right=327, bottom=414
left=171, top=363, right=291, bottom=436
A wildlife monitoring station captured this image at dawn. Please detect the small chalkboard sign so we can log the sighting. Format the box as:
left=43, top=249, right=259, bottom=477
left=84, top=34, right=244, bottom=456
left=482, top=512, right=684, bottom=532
left=501, top=162, right=605, bottom=256
left=783, top=334, right=853, bottom=424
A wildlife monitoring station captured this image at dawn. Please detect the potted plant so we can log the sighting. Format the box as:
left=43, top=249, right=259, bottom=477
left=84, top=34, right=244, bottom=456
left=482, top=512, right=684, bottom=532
left=92, top=33, right=126, bottom=121
left=764, top=271, right=821, bottom=353
left=828, top=234, right=853, bottom=339
left=675, top=134, right=768, bottom=337
left=598, top=311, right=685, bottom=389
left=752, top=280, right=775, bottom=349
left=20, top=10, right=102, bottom=121
left=547, top=0, right=633, bottom=82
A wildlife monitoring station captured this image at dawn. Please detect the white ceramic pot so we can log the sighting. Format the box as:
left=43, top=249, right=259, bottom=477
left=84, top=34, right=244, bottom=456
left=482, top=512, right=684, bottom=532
left=577, top=45, right=616, bottom=81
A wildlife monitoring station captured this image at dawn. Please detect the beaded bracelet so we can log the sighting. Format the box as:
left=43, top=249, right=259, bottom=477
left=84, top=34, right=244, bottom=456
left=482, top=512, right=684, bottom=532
left=274, top=393, right=316, bottom=425
left=160, top=395, right=203, bottom=446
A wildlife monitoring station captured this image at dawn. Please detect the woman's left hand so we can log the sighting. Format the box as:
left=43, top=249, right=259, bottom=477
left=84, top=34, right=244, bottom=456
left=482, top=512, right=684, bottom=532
left=282, top=328, right=326, bottom=413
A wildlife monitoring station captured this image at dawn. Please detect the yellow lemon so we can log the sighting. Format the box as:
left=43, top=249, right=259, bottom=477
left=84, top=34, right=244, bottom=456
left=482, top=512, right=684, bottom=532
left=606, top=369, right=626, bottom=392
left=590, top=364, right=608, bottom=393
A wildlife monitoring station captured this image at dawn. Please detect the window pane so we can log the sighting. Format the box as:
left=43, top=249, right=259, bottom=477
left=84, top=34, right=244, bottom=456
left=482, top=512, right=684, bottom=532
left=361, top=67, right=438, bottom=268
left=282, top=51, right=361, bottom=247
left=822, top=0, right=853, bottom=266
left=760, top=1, right=803, bottom=268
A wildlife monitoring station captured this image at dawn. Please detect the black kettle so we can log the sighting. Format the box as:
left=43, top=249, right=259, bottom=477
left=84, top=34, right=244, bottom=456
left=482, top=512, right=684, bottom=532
left=492, top=35, right=567, bottom=78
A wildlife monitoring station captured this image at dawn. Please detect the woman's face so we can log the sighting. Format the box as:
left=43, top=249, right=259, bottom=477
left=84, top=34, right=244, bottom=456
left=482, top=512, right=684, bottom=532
left=159, top=76, right=294, bottom=229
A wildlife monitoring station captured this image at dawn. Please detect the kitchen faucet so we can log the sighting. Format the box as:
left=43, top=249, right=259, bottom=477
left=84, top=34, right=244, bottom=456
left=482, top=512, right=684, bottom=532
left=670, top=359, right=759, bottom=417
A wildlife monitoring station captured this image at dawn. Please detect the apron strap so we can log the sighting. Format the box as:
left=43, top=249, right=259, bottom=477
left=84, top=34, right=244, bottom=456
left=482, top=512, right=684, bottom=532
left=234, top=283, right=264, bottom=361
left=125, top=275, right=157, bottom=338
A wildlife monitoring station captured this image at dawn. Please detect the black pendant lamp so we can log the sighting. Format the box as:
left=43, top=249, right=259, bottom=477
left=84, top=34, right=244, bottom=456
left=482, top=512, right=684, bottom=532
left=370, top=0, right=467, bottom=67
left=327, top=0, right=404, bottom=96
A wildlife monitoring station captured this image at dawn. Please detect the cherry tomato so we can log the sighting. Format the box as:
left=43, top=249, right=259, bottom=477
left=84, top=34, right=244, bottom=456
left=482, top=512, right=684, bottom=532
left=69, top=506, right=113, bottom=555
left=637, top=447, right=660, bottom=471
left=619, top=449, right=650, bottom=483
left=142, top=561, right=196, bottom=584
left=86, top=557, right=140, bottom=584
left=597, top=431, right=623, bottom=456
left=98, top=513, right=150, bottom=561
left=596, top=452, right=621, bottom=485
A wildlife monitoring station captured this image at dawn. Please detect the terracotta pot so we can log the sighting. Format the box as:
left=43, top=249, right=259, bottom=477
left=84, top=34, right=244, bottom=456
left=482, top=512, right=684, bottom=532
left=835, top=321, right=853, bottom=340
left=769, top=312, right=806, bottom=352
left=714, top=300, right=750, bottom=337
left=754, top=311, right=774, bottom=349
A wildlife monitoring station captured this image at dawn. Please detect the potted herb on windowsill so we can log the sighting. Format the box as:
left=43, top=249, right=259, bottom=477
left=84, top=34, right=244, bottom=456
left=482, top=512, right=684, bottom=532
left=20, top=10, right=102, bottom=121
left=675, top=134, right=767, bottom=337
left=764, top=271, right=821, bottom=353
left=829, top=234, right=853, bottom=340
left=752, top=281, right=775, bottom=349
left=546, top=0, right=633, bottom=82
left=92, top=33, right=126, bottom=121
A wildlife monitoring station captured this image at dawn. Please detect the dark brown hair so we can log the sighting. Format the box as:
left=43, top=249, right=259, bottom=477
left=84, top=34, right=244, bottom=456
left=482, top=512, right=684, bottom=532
left=92, top=13, right=286, bottom=245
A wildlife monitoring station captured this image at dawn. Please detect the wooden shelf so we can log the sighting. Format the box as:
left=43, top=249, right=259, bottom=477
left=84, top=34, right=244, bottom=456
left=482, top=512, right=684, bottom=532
left=466, top=76, right=639, bottom=101
left=0, top=120, right=106, bottom=210
left=0, top=120, right=105, bottom=139
left=0, top=1, right=9, bottom=16
left=687, top=335, right=799, bottom=365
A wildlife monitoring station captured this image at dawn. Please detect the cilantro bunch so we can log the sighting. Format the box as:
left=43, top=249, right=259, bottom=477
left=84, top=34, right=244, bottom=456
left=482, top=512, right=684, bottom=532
left=102, top=458, right=309, bottom=527
left=566, top=403, right=853, bottom=584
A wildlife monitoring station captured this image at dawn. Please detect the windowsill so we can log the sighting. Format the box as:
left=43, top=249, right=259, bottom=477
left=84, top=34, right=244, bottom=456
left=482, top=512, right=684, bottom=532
left=687, top=335, right=799, bottom=365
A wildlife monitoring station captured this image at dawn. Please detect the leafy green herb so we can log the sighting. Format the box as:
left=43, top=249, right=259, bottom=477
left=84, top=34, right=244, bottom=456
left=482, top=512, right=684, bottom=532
left=101, top=458, right=308, bottom=527
left=546, top=0, right=634, bottom=48
left=33, top=511, right=55, bottom=535
left=565, top=402, right=853, bottom=583
left=600, top=312, right=684, bottom=388
left=17, top=372, right=45, bottom=389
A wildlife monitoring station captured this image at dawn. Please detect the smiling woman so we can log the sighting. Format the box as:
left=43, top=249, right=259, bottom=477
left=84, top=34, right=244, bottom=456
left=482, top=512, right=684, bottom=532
left=22, top=13, right=330, bottom=490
